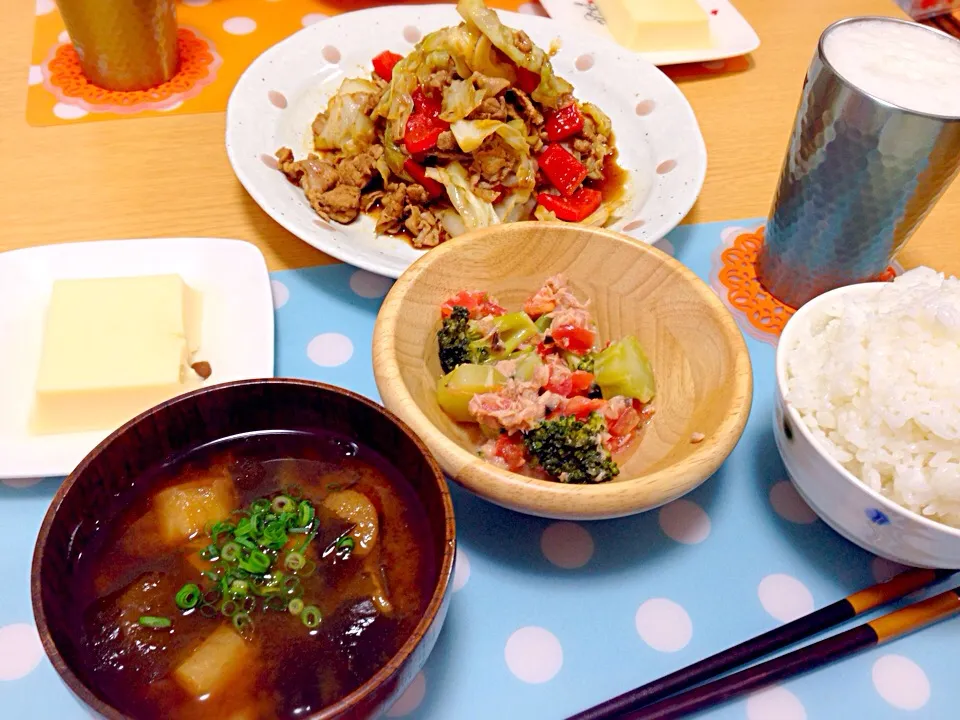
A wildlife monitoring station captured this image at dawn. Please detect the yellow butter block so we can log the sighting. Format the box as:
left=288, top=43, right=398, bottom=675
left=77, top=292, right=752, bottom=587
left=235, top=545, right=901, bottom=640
left=593, top=0, right=711, bottom=52
left=31, top=274, right=203, bottom=435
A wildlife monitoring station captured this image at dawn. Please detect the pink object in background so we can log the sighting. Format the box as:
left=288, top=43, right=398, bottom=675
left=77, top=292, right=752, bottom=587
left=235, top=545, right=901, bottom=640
left=896, top=0, right=960, bottom=20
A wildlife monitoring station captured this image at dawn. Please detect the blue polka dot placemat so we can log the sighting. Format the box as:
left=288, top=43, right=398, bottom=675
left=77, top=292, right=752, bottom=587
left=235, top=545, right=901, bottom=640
left=2, top=218, right=956, bottom=719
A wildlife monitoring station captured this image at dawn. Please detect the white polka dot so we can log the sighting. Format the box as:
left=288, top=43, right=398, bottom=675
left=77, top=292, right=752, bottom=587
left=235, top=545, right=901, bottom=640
left=386, top=671, right=426, bottom=717
left=180, top=0, right=211, bottom=6
left=307, top=333, right=354, bottom=367
left=0, top=624, right=44, bottom=680
left=635, top=598, right=693, bottom=652
left=58, top=30, right=70, bottom=44
left=758, top=574, right=814, bottom=623
left=872, top=654, right=930, bottom=710
left=653, top=238, right=674, bottom=256
left=302, top=13, right=327, bottom=26
left=349, top=270, right=392, bottom=299
left=658, top=499, right=711, bottom=544
left=746, top=686, right=807, bottom=720
left=769, top=481, right=818, bottom=524
left=517, top=2, right=549, bottom=16
left=720, top=225, right=748, bottom=243
left=2, top=477, right=43, bottom=488
left=223, top=17, right=256, bottom=35
left=35, top=0, right=55, bottom=15
left=541, top=522, right=594, bottom=569
left=52, top=103, right=87, bottom=120
left=452, top=546, right=470, bottom=592
left=271, top=280, right=290, bottom=309
left=28, top=65, right=42, bottom=86
left=505, top=627, right=562, bottom=683
left=871, top=556, right=909, bottom=584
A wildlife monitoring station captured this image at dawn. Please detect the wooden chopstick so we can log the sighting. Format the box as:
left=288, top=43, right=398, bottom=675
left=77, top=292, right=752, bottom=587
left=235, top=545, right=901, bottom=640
left=568, top=569, right=954, bottom=720
left=623, top=584, right=960, bottom=720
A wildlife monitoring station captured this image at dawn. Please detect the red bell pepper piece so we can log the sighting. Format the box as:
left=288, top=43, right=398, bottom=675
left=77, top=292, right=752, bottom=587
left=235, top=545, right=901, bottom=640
left=536, top=188, right=603, bottom=222
left=561, top=396, right=606, bottom=421
left=403, top=159, right=445, bottom=200
left=569, top=370, right=595, bottom=396
left=372, top=50, right=403, bottom=82
left=516, top=66, right=541, bottom=94
left=545, top=103, right=584, bottom=142
left=551, top=325, right=595, bottom=354
left=440, top=291, right=506, bottom=319
left=538, top=144, right=588, bottom=197
left=495, top=433, right=527, bottom=471
left=404, top=86, right=449, bottom=154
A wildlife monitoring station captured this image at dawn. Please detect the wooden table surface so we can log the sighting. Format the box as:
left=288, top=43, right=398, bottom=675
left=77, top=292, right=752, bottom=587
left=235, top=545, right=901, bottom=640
left=1, top=0, right=957, bottom=275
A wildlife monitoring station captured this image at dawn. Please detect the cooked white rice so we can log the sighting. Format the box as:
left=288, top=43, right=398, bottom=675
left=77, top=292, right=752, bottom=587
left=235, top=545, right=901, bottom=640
left=784, top=267, right=960, bottom=527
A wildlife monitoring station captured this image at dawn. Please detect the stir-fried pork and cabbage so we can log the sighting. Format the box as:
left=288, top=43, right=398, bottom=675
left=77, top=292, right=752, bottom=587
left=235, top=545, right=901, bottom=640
left=275, top=0, right=624, bottom=248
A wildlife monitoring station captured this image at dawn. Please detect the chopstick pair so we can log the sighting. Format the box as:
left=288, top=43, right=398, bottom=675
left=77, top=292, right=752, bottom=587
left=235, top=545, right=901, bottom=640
left=569, top=568, right=957, bottom=720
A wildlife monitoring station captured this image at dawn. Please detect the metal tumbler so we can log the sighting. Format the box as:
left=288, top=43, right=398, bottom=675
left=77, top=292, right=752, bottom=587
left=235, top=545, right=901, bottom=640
left=55, top=0, right=179, bottom=92
left=757, top=17, right=960, bottom=308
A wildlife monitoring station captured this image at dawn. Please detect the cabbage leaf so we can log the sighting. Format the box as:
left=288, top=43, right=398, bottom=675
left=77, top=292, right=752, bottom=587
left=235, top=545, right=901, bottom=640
left=426, top=161, right=501, bottom=231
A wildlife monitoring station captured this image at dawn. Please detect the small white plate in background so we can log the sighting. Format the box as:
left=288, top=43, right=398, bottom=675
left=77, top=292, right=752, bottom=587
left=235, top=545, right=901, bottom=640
left=536, top=0, right=760, bottom=66
left=0, top=238, right=275, bottom=479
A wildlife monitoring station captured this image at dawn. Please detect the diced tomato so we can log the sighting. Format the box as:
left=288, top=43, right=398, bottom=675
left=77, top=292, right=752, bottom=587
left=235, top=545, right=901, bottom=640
left=545, top=103, right=584, bottom=143
left=440, top=290, right=506, bottom=319
left=537, top=188, right=603, bottom=222
left=495, top=433, right=527, bottom=471
left=516, top=66, right=541, bottom=94
left=604, top=434, right=633, bottom=455
left=569, top=370, right=594, bottom=396
left=536, top=340, right=555, bottom=358
left=372, top=50, right=403, bottom=81
left=403, top=159, right=445, bottom=199
left=538, top=144, right=588, bottom=197
left=608, top=406, right=641, bottom=437
left=404, top=86, right=448, bottom=154
left=524, top=296, right=556, bottom=319
left=551, top=324, right=595, bottom=354
left=544, top=364, right=573, bottom=396
left=561, top=396, right=605, bottom=421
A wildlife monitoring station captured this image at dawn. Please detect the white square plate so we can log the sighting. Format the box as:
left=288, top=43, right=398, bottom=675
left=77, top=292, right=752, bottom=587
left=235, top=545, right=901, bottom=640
left=537, top=0, right=760, bottom=66
left=0, top=238, right=275, bottom=479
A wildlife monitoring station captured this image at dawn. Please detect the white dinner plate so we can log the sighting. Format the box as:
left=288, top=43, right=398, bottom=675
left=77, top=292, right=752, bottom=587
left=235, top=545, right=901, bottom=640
left=0, top=238, right=275, bottom=479
left=536, top=0, right=760, bottom=66
left=226, top=4, right=707, bottom=279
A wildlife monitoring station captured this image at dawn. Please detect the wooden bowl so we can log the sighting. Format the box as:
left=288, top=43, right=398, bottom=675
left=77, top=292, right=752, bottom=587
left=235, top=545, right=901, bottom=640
left=373, top=223, right=753, bottom=520
left=31, top=379, right=455, bottom=720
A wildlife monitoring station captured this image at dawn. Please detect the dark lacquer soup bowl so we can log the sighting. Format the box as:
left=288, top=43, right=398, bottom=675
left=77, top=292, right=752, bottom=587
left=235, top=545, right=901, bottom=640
left=32, top=379, right=456, bottom=720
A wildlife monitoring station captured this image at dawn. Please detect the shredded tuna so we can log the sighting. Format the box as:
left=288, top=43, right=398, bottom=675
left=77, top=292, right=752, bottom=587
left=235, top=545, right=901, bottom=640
left=468, top=379, right=563, bottom=434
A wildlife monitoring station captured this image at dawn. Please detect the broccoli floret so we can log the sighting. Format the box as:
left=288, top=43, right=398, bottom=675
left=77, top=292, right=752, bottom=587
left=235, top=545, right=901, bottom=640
left=437, top=306, right=491, bottom=373
left=576, top=353, right=595, bottom=373
left=523, top=413, right=619, bottom=484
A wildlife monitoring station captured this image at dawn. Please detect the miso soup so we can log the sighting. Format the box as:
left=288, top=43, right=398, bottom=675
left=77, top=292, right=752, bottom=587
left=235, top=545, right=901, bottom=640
left=71, top=430, right=437, bottom=720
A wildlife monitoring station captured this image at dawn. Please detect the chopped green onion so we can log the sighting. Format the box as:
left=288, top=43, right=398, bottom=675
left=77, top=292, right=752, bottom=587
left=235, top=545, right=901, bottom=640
left=175, top=583, right=201, bottom=610
left=233, top=611, right=254, bottom=639
left=242, top=595, right=257, bottom=613
left=265, top=595, right=288, bottom=612
left=202, top=570, right=219, bottom=583
left=298, top=560, right=317, bottom=577
left=238, top=549, right=271, bottom=575
left=284, top=552, right=306, bottom=571
left=221, top=600, right=239, bottom=617
left=251, top=498, right=271, bottom=513
left=138, top=616, right=171, bottom=628
left=199, top=604, right=219, bottom=619
left=272, top=495, right=296, bottom=513
left=203, top=589, right=222, bottom=605
left=288, top=598, right=305, bottom=615
left=220, top=542, right=241, bottom=562
left=337, top=536, right=355, bottom=551
left=301, top=605, right=321, bottom=629
left=229, top=579, right=249, bottom=596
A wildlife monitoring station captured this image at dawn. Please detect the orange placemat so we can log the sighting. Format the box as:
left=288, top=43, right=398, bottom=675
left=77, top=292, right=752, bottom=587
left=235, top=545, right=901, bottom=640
left=27, top=0, right=750, bottom=126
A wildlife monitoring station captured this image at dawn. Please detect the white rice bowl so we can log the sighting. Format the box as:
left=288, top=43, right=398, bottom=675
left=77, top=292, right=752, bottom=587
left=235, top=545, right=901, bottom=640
left=784, top=268, right=960, bottom=528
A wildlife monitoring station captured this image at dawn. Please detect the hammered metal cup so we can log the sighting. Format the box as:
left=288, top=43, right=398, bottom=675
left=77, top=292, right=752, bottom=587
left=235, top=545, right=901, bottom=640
left=55, top=0, right=179, bottom=92
left=757, top=17, right=960, bottom=308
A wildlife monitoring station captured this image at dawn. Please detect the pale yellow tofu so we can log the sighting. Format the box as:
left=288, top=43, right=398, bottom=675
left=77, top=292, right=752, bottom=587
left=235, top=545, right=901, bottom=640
left=323, top=489, right=379, bottom=557
left=154, top=474, right=235, bottom=545
left=174, top=625, right=251, bottom=698
left=30, top=274, right=203, bottom=435
left=591, top=0, right=710, bottom=52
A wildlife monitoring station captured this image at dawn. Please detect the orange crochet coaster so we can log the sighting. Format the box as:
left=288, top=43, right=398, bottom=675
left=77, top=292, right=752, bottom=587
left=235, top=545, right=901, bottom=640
left=709, top=226, right=900, bottom=346
left=27, top=0, right=753, bottom=126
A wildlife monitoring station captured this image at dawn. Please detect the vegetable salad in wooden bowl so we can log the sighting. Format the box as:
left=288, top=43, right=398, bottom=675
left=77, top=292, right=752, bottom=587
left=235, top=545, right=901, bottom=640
left=373, top=222, right=753, bottom=520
